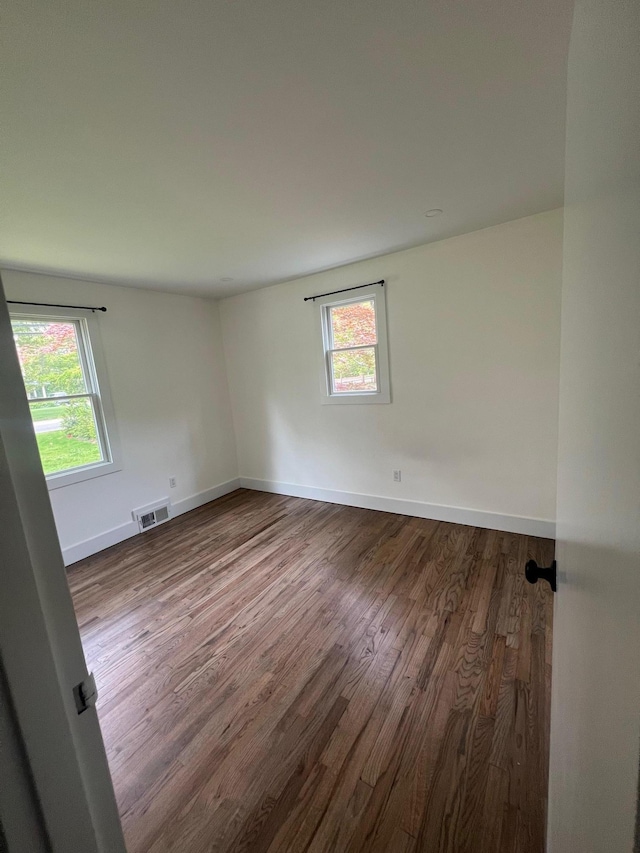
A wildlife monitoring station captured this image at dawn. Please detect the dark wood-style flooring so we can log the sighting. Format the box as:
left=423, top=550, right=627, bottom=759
left=68, top=489, right=554, bottom=853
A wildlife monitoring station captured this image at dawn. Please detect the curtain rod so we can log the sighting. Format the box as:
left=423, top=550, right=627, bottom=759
left=303, top=279, right=384, bottom=302
left=7, top=300, right=107, bottom=313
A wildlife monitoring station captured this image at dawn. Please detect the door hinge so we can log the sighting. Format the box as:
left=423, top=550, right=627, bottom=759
left=73, top=672, right=98, bottom=714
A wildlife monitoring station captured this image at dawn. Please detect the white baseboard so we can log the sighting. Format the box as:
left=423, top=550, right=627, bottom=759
left=62, top=474, right=554, bottom=565
left=62, top=520, right=138, bottom=566
left=239, top=477, right=556, bottom=539
left=62, top=478, right=241, bottom=565
left=171, top=478, right=241, bottom=517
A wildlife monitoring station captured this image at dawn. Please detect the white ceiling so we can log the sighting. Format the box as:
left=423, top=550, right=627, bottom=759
left=1, top=0, right=574, bottom=298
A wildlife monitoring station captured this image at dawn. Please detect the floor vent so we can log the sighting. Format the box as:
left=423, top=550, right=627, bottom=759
left=132, top=499, right=171, bottom=532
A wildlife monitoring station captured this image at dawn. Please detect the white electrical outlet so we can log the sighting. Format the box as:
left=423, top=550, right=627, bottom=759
left=393, top=469, right=402, bottom=482
left=169, top=477, right=177, bottom=489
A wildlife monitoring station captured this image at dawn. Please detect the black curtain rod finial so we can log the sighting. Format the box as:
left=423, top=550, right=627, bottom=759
left=304, top=279, right=384, bottom=302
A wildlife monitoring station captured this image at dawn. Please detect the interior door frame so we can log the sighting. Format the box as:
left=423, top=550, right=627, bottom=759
left=0, top=274, right=125, bottom=851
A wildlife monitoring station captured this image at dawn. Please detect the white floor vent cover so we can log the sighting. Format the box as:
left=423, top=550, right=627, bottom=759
left=132, top=499, right=171, bottom=532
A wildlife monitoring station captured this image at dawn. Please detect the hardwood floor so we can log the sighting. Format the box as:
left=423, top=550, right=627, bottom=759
left=68, top=489, right=554, bottom=853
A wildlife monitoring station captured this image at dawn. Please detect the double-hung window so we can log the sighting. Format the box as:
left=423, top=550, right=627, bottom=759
left=317, top=283, right=391, bottom=404
left=10, top=307, right=120, bottom=489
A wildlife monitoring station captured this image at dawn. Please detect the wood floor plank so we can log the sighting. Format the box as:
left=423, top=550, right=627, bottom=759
left=68, top=489, right=553, bottom=852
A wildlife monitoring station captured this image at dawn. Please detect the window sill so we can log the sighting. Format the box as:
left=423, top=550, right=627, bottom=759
left=45, top=459, right=121, bottom=490
left=321, top=390, right=391, bottom=405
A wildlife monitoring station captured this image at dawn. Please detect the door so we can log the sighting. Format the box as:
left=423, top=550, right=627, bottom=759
left=0, top=275, right=125, bottom=851
left=547, top=1, right=640, bottom=850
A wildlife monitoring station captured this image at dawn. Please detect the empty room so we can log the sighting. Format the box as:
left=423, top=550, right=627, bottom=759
left=1, top=1, right=639, bottom=852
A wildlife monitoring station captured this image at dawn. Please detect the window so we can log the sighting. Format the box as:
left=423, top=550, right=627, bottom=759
left=10, top=307, right=120, bottom=489
left=317, top=284, right=391, bottom=404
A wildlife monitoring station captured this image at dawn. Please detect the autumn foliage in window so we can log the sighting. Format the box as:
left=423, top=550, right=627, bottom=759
left=328, top=300, right=378, bottom=392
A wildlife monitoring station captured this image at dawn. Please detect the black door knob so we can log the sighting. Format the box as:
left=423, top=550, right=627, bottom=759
left=525, top=559, right=557, bottom=592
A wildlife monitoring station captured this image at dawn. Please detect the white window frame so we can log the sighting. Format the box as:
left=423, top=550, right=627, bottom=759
left=10, top=305, right=121, bottom=490
left=316, top=283, right=391, bottom=405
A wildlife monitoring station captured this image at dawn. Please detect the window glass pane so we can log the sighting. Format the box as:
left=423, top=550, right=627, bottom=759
left=329, top=299, right=377, bottom=349
left=29, top=399, right=103, bottom=475
left=11, top=319, right=88, bottom=398
left=331, top=347, right=378, bottom=393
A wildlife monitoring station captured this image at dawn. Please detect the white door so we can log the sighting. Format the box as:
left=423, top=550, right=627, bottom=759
left=547, top=0, right=640, bottom=850
left=0, top=276, right=125, bottom=851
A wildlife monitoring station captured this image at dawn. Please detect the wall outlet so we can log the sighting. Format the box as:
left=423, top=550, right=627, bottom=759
left=393, top=469, right=402, bottom=482
left=169, top=477, right=177, bottom=489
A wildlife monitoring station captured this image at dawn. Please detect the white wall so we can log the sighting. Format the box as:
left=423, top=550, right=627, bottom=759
left=220, top=210, right=563, bottom=535
left=548, top=1, right=640, bottom=850
left=2, top=270, right=239, bottom=563
left=4, top=212, right=563, bottom=559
